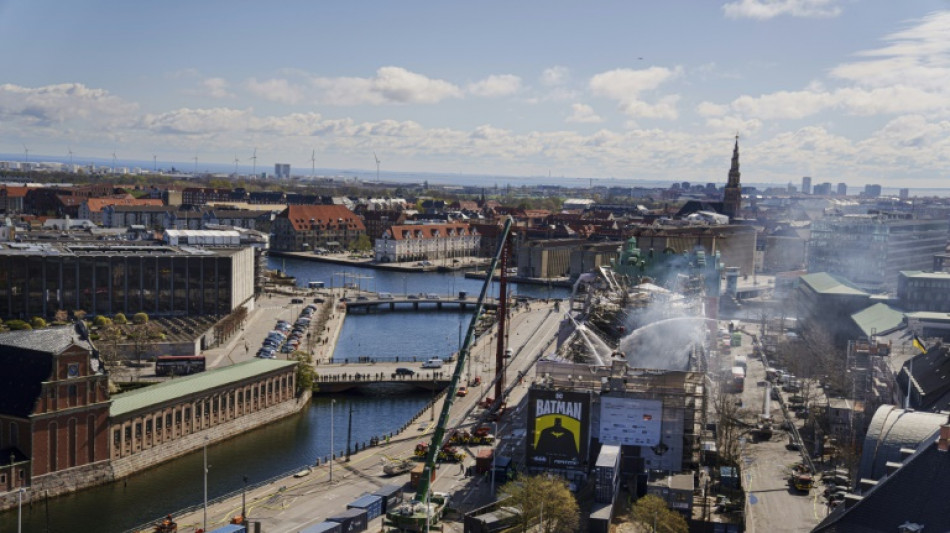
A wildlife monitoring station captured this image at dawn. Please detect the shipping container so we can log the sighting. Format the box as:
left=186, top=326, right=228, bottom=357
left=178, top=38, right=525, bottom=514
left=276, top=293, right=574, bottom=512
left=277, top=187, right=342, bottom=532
left=347, top=494, right=383, bottom=521
left=463, top=506, right=521, bottom=533
left=410, top=464, right=435, bottom=489
left=475, top=449, right=494, bottom=475
left=299, top=521, right=342, bottom=533
left=594, top=481, right=616, bottom=504
left=372, top=485, right=403, bottom=514
left=594, top=445, right=621, bottom=489
left=588, top=501, right=614, bottom=533
left=327, top=508, right=368, bottom=533
left=207, top=526, right=246, bottom=533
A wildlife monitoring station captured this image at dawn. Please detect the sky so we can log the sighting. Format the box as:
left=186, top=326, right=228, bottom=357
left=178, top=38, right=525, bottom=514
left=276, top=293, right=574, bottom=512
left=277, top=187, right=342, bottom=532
left=1, top=0, right=950, bottom=187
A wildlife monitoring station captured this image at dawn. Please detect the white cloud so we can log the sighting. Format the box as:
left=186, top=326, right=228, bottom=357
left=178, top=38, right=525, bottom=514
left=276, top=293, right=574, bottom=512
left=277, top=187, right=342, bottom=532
left=140, top=107, right=252, bottom=135
left=696, top=101, right=728, bottom=117
left=312, top=66, right=462, bottom=106
left=468, top=74, right=522, bottom=97
left=199, top=77, right=235, bottom=99
left=589, top=67, right=683, bottom=120
left=245, top=78, right=305, bottom=104
left=566, top=103, right=604, bottom=123
left=0, top=83, right=136, bottom=127
left=541, top=66, right=569, bottom=86
left=722, top=0, right=843, bottom=20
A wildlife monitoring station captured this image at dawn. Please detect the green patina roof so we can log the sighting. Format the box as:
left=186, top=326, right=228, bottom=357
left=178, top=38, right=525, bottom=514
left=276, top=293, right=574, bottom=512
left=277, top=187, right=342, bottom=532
left=110, top=359, right=297, bottom=418
left=850, top=303, right=905, bottom=337
left=799, top=272, right=869, bottom=297
left=905, top=311, right=950, bottom=323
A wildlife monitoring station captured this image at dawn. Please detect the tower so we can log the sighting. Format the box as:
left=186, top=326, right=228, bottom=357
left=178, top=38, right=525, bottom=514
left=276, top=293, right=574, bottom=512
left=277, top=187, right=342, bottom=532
left=723, top=135, right=742, bottom=221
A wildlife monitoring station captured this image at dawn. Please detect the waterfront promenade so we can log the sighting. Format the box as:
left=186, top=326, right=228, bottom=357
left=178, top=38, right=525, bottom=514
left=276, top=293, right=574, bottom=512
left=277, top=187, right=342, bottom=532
left=157, top=301, right=562, bottom=533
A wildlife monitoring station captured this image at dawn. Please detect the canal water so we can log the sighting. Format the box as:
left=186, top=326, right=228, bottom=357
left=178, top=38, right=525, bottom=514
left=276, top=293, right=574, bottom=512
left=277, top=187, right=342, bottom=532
left=1, top=258, right=569, bottom=533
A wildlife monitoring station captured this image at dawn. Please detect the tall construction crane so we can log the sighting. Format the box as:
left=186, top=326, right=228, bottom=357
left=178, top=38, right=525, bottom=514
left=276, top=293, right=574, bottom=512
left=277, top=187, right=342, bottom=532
left=385, top=218, right=513, bottom=531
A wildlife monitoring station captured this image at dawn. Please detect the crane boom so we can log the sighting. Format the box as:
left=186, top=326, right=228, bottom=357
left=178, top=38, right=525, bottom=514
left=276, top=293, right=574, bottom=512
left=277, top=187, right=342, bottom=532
left=414, top=217, right=512, bottom=501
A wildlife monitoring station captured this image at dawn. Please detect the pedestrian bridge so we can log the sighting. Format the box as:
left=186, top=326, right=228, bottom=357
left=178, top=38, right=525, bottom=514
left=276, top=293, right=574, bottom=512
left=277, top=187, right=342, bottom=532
left=341, top=294, right=501, bottom=313
left=312, top=371, right=451, bottom=394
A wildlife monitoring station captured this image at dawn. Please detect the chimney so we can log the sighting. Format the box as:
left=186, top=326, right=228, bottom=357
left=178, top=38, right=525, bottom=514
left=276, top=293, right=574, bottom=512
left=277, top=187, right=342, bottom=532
left=938, top=422, right=950, bottom=452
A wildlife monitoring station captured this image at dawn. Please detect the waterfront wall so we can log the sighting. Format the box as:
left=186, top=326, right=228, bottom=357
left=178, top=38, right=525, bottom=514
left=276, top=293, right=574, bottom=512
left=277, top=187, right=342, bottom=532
left=0, top=391, right=311, bottom=513
left=112, top=390, right=311, bottom=479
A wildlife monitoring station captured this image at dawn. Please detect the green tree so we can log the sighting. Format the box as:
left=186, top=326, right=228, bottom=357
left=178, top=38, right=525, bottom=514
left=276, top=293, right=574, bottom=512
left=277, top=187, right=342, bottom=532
left=113, top=312, right=128, bottom=325
left=132, top=312, right=149, bottom=325
left=293, top=351, right=315, bottom=394
left=499, top=473, right=579, bottom=533
left=351, top=234, right=372, bottom=253
left=93, top=315, right=113, bottom=327
left=629, top=495, right=688, bottom=533
left=6, top=320, right=32, bottom=331
left=30, top=316, right=47, bottom=329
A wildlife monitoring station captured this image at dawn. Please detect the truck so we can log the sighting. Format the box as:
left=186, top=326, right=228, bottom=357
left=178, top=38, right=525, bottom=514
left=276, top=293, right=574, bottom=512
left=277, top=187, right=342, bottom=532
left=731, top=366, right=745, bottom=393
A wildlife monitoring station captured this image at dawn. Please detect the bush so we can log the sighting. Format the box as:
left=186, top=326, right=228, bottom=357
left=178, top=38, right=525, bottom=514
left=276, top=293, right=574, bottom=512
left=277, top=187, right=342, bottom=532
left=132, top=312, right=149, bottom=325
left=30, top=317, right=47, bottom=329
left=113, top=313, right=128, bottom=325
left=6, top=320, right=32, bottom=331
left=93, top=315, right=113, bottom=327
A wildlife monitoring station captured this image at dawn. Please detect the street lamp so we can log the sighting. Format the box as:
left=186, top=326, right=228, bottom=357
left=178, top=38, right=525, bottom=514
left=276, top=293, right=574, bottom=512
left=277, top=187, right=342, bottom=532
left=203, top=437, right=209, bottom=532
left=241, top=475, right=248, bottom=523
left=330, top=399, right=336, bottom=482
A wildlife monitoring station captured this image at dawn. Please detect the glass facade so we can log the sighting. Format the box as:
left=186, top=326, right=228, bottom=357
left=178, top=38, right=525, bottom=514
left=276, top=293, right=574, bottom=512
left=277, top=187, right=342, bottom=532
left=0, top=249, right=247, bottom=319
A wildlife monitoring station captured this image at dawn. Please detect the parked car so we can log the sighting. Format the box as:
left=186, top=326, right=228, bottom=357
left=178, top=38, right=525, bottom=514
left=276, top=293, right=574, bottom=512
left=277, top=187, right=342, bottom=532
left=395, top=367, right=415, bottom=376
left=425, top=293, right=439, bottom=299
left=291, top=298, right=304, bottom=304
left=422, top=358, right=444, bottom=369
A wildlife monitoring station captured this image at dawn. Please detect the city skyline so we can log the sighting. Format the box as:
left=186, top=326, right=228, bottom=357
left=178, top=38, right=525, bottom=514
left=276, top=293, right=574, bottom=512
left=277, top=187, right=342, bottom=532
left=2, top=1, right=949, bottom=186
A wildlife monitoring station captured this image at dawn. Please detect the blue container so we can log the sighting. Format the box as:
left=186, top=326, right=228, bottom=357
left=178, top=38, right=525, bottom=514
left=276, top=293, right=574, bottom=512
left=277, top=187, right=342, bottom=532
left=347, top=493, right=383, bottom=521
left=328, top=508, right=368, bottom=533
left=372, top=484, right=404, bottom=513
left=300, top=521, right=342, bottom=533
left=207, top=525, right=246, bottom=533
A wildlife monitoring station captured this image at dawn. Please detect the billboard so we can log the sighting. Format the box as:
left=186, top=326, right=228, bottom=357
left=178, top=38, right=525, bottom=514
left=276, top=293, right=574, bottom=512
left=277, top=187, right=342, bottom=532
left=526, top=389, right=590, bottom=469
left=599, top=397, right=663, bottom=446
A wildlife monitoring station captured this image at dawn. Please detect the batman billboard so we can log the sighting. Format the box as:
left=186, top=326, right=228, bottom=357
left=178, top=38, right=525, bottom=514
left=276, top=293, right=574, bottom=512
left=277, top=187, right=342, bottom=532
left=526, top=389, right=590, bottom=469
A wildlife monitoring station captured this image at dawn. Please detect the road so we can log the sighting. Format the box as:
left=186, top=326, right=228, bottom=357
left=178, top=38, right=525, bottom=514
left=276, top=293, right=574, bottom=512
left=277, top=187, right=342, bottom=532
left=724, top=324, right=825, bottom=533
left=165, top=301, right=562, bottom=533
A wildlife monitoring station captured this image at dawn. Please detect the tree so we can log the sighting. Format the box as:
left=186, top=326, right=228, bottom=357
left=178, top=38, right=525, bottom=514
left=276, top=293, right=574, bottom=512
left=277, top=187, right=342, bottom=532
left=713, top=374, right=749, bottom=468
left=53, top=309, right=69, bottom=323
left=132, top=312, right=149, bottom=325
left=498, top=473, right=579, bottom=533
left=292, top=351, right=315, bottom=394
left=30, top=316, right=47, bottom=329
left=629, top=494, right=688, bottom=533
left=93, top=315, right=113, bottom=327
left=351, top=234, right=372, bottom=253
left=113, top=312, right=128, bottom=325
left=6, top=319, right=32, bottom=331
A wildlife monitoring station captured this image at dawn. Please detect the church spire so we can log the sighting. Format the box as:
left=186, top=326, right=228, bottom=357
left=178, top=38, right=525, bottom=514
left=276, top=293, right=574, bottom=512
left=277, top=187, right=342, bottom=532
left=727, top=134, right=740, bottom=188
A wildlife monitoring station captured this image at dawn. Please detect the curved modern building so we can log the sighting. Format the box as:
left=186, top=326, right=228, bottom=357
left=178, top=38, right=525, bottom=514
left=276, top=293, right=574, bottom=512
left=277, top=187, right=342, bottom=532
left=857, top=404, right=946, bottom=481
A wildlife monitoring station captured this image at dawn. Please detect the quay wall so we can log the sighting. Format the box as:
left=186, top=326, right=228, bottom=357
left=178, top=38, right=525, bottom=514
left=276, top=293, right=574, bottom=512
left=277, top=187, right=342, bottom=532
left=0, top=391, right=311, bottom=513
left=112, top=390, right=311, bottom=479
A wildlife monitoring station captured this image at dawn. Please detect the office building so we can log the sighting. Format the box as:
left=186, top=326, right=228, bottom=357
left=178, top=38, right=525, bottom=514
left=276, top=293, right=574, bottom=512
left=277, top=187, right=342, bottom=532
left=813, top=182, right=833, bottom=195
left=864, top=184, right=882, bottom=197
left=274, top=163, right=291, bottom=179
left=837, top=183, right=848, bottom=196
left=801, top=176, right=812, bottom=195
left=900, top=188, right=910, bottom=201
left=807, top=214, right=949, bottom=291
left=0, top=243, right=255, bottom=319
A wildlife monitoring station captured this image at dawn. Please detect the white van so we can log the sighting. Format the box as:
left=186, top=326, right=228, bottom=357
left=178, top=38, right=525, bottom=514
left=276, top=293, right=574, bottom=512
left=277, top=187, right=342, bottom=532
left=421, top=358, right=444, bottom=369
left=378, top=292, right=394, bottom=299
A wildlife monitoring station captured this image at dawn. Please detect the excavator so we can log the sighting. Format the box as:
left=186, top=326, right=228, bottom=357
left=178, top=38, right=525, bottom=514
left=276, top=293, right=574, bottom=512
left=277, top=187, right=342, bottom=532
left=385, top=218, right=513, bottom=532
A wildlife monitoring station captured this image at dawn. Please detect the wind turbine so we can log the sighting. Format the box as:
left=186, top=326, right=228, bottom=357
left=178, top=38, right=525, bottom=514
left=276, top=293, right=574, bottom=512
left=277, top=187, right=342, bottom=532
left=22, top=144, right=29, bottom=165
left=112, top=150, right=118, bottom=175
left=250, top=147, right=257, bottom=177
left=193, top=153, right=199, bottom=175
left=153, top=155, right=157, bottom=173
left=310, top=149, right=316, bottom=178
left=373, top=151, right=381, bottom=182
left=233, top=155, right=240, bottom=175
left=67, top=147, right=74, bottom=167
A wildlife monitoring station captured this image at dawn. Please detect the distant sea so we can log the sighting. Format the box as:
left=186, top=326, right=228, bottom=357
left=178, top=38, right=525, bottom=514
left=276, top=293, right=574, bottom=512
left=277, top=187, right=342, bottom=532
left=2, top=152, right=949, bottom=197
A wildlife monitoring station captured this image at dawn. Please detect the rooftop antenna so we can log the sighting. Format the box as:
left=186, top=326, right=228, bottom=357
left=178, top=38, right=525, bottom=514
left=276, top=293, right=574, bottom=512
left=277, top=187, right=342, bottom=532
left=233, top=155, right=240, bottom=175
left=250, top=147, right=258, bottom=177
left=373, top=151, right=381, bottom=182
left=311, top=149, right=316, bottom=178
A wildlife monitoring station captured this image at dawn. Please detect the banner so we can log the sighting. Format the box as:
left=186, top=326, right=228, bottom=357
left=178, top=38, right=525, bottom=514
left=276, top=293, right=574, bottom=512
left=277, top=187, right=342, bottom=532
left=526, top=389, right=590, bottom=468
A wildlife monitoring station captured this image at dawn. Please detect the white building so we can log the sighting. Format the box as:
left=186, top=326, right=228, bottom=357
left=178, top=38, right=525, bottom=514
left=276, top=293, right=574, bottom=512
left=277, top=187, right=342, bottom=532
left=374, top=222, right=479, bottom=263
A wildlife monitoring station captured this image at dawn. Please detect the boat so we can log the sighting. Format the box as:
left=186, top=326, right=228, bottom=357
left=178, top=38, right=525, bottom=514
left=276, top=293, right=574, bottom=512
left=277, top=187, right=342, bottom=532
left=383, top=458, right=414, bottom=476
left=293, top=466, right=313, bottom=478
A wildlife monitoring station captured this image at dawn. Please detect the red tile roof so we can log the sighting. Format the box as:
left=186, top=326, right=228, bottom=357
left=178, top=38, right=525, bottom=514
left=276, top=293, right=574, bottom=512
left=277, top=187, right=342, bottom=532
left=385, top=222, right=475, bottom=241
left=280, top=204, right=365, bottom=232
left=0, top=186, right=29, bottom=198
left=84, top=197, right=163, bottom=213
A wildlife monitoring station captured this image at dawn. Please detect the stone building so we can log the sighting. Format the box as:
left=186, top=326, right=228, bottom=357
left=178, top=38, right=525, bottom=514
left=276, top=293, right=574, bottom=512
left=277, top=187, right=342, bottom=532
left=374, top=222, right=479, bottom=263
left=271, top=204, right=366, bottom=252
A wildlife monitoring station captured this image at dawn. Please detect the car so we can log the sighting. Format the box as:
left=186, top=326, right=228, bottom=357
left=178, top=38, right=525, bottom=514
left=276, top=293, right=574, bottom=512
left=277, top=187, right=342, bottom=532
left=291, top=298, right=304, bottom=304
left=504, top=348, right=513, bottom=358
left=408, top=294, right=420, bottom=299
left=379, top=292, right=394, bottom=299
left=456, top=386, right=468, bottom=397
left=395, top=367, right=415, bottom=376
left=425, top=293, right=439, bottom=300
left=313, top=298, right=325, bottom=303
left=421, top=358, right=444, bottom=369
left=357, top=296, right=369, bottom=301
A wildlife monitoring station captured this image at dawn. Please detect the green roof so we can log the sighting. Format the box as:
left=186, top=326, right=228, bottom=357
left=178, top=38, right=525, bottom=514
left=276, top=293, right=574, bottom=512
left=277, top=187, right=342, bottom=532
left=900, top=270, right=950, bottom=280
left=905, top=311, right=950, bottom=323
left=110, top=359, right=297, bottom=418
left=850, top=303, right=905, bottom=337
left=799, top=272, right=869, bottom=297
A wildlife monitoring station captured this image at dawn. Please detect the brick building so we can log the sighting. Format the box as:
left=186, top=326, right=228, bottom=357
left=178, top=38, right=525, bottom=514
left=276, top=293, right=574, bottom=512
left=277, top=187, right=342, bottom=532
left=271, top=204, right=365, bottom=252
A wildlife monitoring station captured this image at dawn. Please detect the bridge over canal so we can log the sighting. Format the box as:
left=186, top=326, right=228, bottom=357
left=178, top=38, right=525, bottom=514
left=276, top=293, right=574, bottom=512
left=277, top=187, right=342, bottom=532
left=340, top=293, right=503, bottom=312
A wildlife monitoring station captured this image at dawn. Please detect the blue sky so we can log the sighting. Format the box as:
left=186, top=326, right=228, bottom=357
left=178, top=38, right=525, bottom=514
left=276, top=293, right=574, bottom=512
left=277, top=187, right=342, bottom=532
left=1, top=0, right=949, bottom=187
